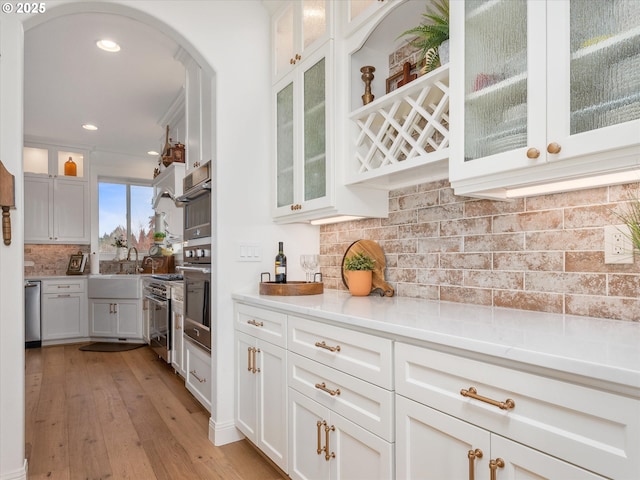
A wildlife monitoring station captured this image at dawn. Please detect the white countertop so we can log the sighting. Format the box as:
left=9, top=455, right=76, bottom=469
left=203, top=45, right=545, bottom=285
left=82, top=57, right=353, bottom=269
left=233, top=290, right=640, bottom=392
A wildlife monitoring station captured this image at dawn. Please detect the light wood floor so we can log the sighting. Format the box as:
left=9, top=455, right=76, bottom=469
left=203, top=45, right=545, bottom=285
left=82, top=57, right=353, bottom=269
left=25, top=344, right=287, bottom=480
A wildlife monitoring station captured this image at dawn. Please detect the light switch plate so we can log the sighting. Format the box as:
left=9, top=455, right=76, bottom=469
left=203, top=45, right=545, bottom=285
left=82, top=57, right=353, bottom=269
left=604, top=225, right=634, bottom=264
left=238, top=242, right=262, bottom=262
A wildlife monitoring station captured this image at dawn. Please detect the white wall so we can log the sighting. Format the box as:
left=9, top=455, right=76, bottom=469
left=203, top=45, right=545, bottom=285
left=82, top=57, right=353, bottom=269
left=0, top=1, right=319, bottom=477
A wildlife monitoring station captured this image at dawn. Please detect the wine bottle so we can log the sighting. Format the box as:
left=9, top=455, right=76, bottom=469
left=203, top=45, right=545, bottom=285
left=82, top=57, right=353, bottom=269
left=64, top=156, right=77, bottom=176
left=275, top=241, right=287, bottom=283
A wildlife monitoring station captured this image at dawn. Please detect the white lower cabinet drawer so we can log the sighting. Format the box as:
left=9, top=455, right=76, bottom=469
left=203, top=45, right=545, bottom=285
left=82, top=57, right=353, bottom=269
left=395, top=342, right=639, bottom=479
left=288, top=351, right=394, bottom=442
left=43, top=279, right=85, bottom=294
left=288, top=315, right=393, bottom=389
left=185, top=339, right=212, bottom=412
left=236, top=303, right=287, bottom=348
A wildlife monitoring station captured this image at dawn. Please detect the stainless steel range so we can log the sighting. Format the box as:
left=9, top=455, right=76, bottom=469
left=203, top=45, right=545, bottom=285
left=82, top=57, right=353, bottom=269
left=143, top=280, right=172, bottom=362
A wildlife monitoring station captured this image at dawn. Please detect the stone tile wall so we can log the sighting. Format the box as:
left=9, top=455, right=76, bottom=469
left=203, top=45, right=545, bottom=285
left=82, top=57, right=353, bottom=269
left=24, top=244, right=91, bottom=277
left=320, top=180, right=640, bottom=322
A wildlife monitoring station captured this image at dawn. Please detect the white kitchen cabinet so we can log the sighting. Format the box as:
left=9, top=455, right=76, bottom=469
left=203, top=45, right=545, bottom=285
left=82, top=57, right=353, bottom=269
left=288, top=387, right=393, bottom=480
left=171, top=284, right=185, bottom=377
left=395, top=342, right=639, bottom=479
left=272, top=0, right=332, bottom=83
left=273, top=41, right=386, bottom=223
left=89, top=299, right=142, bottom=340
left=396, top=395, right=604, bottom=480
left=449, top=0, right=640, bottom=199
left=41, top=279, right=87, bottom=342
left=185, top=339, right=212, bottom=412
left=185, top=58, right=213, bottom=174
left=235, top=304, right=288, bottom=471
left=236, top=331, right=288, bottom=472
left=142, top=296, right=150, bottom=344
left=24, top=175, right=89, bottom=244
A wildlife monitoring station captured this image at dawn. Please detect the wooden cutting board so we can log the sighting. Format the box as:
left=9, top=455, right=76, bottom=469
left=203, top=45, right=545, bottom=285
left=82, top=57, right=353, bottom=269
left=341, top=240, right=394, bottom=297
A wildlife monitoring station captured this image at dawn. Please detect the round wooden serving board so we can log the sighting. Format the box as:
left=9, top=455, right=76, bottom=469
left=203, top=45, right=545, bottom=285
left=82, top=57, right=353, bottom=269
left=341, top=240, right=394, bottom=297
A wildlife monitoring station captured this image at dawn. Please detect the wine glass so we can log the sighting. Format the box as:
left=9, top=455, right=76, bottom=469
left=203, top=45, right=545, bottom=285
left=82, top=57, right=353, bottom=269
left=301, top=254, right=319, bottom=283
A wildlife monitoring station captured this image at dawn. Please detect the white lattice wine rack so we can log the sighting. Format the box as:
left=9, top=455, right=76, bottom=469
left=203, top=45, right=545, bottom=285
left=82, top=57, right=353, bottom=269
left=348, top=65, right=450, bottom=188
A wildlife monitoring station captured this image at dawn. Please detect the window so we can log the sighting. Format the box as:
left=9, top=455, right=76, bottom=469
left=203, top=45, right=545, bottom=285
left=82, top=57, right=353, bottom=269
left=98, top=180, right=154, bottom=255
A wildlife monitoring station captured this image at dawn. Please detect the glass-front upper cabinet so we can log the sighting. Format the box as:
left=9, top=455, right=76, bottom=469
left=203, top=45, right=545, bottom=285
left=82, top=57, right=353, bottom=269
left=24, top=144, right=86, bottom=178
left=273, top=45, right=331, bottom=220
left=272, top=0, right=332, bottom=83
left=450, top=0, right=640, bottom=198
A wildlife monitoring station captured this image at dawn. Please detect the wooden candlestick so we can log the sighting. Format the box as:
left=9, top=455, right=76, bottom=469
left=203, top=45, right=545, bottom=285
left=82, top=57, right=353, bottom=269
left=360, top=66, right=375, bottom=105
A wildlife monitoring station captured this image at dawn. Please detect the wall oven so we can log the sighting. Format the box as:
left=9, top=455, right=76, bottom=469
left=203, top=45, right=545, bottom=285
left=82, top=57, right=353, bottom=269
left=144, top=281, right=171, bottom=363
left=178, top=162, right=211, bottom=241
left=178, top=239, right=212, bottom=351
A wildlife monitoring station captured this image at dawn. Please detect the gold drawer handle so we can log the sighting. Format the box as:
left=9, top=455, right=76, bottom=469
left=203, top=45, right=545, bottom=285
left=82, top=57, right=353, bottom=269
left=460, top=387, right=515, bottom=410
left=189, top=369, right=206, bottom=383
left=316, top=421, right=324, bottom=454
left=468, top=449, right=483, bottom=480
left=314, top=341, right=340, bottom=353
left=489, top=458, right=505, bottom=480
left=315, top=382, right=341, bottom=396
left=324, top=423, right=335, bottom=461
left=247, top=319, right=264, bottom=327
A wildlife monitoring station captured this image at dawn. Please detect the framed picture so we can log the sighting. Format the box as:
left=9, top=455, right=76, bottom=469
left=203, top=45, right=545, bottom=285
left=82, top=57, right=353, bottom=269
left=386, top=62, right=418, bottom=94
left=66, top=252, right=86, bottom=275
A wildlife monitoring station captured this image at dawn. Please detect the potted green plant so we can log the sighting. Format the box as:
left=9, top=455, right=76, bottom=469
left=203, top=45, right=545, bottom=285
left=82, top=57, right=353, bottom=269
left=616, top=197, right=640, bottom=254
left=153, top=231, right=166, bottom=244
left=398, top=0, right=449, bottom=74
left=344, top=251, right=376, bottom=296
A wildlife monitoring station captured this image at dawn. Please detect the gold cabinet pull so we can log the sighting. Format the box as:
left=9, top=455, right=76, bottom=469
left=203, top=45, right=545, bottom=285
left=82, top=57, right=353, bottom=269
left=316, top=421, right=324, bottom=454
left=247, top=347, right=253, bottom=372
left=489, top=458, right=505, bottom=480
left=526, top=147, right=540, bottom=159
left=547, top=142, right=561, bottom=154
left=460, top=387, right=515, bottom=410
left=315, top=382, right=341, bottom=396
left=247, top=319, right=264, bottom=327
left=468, top=449, right=483, bottom=480
left=295, top=53, right=301, bottom=61
left=324, top=423, right=336, bottom=461
left=314, top=341, right=341, bottom=353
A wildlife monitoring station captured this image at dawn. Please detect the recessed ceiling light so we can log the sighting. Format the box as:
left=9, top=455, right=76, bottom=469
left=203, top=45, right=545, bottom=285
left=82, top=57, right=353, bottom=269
left=96, top=39, right=120, bottom=52
left=148, top=151, right=160, bottom=156
left=82, top=124, right=98, bottom=131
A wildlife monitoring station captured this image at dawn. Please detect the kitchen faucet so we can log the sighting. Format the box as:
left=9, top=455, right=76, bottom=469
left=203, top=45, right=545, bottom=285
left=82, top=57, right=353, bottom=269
left=127, top=247, right=140, bottom=273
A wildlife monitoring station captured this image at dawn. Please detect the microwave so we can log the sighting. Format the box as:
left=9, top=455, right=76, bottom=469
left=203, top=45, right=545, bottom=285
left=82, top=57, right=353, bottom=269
left=178, top=162, right=212, bottom=241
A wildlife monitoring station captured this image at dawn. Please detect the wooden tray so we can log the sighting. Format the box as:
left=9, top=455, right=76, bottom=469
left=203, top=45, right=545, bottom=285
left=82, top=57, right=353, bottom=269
left=341, top=240, right=394, bottom=297
left=259, top=281, right=323, bottom=296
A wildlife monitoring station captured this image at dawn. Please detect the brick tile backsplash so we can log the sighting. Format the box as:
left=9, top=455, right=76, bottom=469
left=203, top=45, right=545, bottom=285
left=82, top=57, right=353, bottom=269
left=320, top=181, right=640, bottom=322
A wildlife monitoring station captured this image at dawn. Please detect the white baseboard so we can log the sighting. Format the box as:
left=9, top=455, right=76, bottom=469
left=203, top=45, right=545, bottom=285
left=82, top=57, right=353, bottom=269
left=208, top=418, right=245, bottom=446
left=0, top=459, right=27, bottom=480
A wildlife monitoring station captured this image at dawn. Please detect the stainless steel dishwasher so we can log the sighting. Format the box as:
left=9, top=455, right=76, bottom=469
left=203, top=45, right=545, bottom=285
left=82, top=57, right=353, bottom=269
left=25, top=280, right=41, bottom=348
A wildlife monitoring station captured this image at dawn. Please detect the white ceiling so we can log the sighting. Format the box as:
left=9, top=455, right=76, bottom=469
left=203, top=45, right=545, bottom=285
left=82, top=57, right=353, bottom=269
left=24, top=12, right=186, bottom=158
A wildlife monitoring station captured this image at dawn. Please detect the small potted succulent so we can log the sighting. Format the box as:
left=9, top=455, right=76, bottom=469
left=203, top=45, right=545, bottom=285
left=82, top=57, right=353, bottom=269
left=398, top=0, right=450, bottom=74
left=344, top=251, right=376, bottom=296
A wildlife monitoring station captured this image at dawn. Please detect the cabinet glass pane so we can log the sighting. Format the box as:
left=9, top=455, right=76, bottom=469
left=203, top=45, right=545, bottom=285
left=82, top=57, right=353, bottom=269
left=275, top=5, right=295, bottom=75
left=570, top=0, right=640, bottom=135
left=303, top=58, right=326, bottom=202
left=23, top=147, right=48, bottom=174
left=464, top=0, right=528, bottom=161
left=302, top=0, right=326, bottom=50
left=277, top=82, right=294, bottom=208
left=57, top=151, right=84, bottom=177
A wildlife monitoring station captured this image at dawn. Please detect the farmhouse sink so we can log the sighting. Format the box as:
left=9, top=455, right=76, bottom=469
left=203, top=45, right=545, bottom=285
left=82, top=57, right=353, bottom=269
left=88, top=275, right=141, bottom=299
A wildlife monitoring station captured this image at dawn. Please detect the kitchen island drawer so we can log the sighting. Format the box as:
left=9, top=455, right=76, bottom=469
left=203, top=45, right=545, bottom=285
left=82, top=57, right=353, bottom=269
left=42, top=278, right=85, bottom=294
left=288, top=351, right=394, bottom=442
left=236, top=303, right=287, bottom=348
left=288, top=315, right=392, bottom=389
left=395, top=342, right=640, bottom=480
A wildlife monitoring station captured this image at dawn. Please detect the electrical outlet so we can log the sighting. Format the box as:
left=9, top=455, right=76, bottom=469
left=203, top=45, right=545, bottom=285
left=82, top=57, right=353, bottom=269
left=238, top=242, right=262, bottom=262
left=604, top=225, right=634, bottom=264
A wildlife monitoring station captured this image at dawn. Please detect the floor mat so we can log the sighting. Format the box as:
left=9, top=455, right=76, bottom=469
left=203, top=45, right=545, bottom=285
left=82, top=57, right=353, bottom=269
left=79, top=342, right=146, bottom=352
